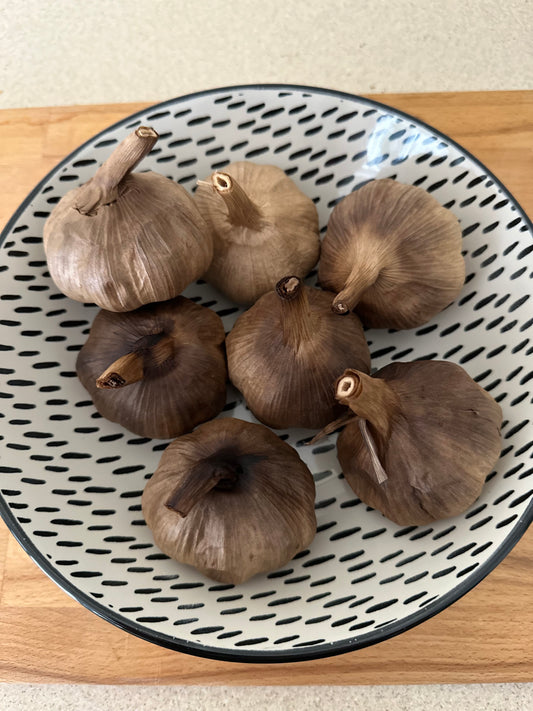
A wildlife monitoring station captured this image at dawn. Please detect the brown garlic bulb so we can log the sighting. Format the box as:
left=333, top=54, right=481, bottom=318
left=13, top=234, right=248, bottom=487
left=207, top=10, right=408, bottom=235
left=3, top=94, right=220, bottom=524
left=226, top=275, right=371, bottom=429
left=331, top=361, right=502, bottom=525
left=44, top=127, right=212, bottom=312
left=195, top=162, right=320, bottom=304
left=318, top=179, right=465, bottom=329
left=76, top=296, right=226, bottom=439
left=141, top=418, right=317, bottom=584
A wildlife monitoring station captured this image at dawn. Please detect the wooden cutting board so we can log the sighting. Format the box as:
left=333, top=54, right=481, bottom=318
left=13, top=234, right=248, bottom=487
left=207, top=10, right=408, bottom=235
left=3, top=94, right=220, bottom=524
left=0, top=92, right=532, bottom=685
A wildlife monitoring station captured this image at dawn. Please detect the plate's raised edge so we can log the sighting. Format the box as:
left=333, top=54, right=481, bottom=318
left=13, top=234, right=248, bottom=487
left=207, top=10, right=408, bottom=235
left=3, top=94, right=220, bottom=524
left=1, top=84, right=532, bottom=664
left=2, top=84, right=532, bottom=243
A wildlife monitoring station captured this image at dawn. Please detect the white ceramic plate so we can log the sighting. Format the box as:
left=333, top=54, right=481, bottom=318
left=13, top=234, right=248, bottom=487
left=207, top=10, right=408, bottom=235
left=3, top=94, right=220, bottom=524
left=1, top=85, right=532, bottom=662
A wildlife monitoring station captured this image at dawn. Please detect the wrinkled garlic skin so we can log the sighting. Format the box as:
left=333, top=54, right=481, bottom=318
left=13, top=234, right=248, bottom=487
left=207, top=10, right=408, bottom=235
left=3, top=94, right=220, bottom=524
left=76, top=296, right=227, bottom=439
left=319, top=179, right=465, bottom=329
left=226, top=277, right=371, bottom=429
left=195, top=162, right=320, bottom=305
left=44, top=129, right=213, bottom=312
left=142, top=418, right=317, bottom=584
left=336, top=361, right=502, bottom=525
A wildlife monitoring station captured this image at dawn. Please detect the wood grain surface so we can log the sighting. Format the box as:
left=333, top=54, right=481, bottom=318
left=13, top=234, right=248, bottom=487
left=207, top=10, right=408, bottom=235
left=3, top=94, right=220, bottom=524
left=0, top=92, right=532, bottom=685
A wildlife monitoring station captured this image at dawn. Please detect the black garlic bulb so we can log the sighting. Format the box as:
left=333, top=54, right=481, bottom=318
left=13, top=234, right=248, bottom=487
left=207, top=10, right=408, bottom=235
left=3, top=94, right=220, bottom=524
left=195, top=162, right=320, bottom=304
left=330, top=361, right=502, bottom=525
left=319, top=179, right=465, bottom=329
left=226, top=276, right=371, bottom=429
left=142, top=418, right=317, bottom=584
left=44, top=127, right=212, bottom=311
left=76, top=296, right=227, bottom=439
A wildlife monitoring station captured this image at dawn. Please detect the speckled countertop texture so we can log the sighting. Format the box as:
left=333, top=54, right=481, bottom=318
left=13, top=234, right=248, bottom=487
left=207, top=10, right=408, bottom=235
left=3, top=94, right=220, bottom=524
left=1, top=683, right=533, bottom=710
left=1, top=0, right=532, bottom=109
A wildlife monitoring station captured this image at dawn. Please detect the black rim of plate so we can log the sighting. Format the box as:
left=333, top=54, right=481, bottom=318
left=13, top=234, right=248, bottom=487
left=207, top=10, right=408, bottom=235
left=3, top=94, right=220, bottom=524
left=1, top=84, right=532, bottom=664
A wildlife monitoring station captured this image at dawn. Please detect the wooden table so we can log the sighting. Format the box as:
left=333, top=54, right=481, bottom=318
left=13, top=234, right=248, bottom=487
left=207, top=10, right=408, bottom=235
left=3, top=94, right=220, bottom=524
left=0, top=92, right=532, bottom=685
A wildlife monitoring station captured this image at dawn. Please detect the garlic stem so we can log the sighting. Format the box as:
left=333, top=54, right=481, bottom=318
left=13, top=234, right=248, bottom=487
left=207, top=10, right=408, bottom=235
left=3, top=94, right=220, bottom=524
left=335, top=369, right=397, bottom=441
left=276, top=276, right=315, bottom=349
left=165, top=459, right=241, bottom=517
left=75, top=126, right=159, bottom=215
left=96, top=352, right=144, bottom=389
left=209, top=172, right=264, bottom=230
left=95, top=333, right=174, bottom=389
left=332, top=259, right=380, bottom=314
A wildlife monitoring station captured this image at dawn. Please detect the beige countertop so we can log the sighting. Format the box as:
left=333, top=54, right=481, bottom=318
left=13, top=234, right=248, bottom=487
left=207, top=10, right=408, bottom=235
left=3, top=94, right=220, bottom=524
left=1, top=683, right=533, bottom=710
left=1, top=0, right=532, bottom=110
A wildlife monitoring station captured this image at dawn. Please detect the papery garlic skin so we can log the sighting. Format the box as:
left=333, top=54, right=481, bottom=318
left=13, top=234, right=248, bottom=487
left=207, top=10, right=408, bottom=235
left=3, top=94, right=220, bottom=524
left=226, top=276, right=371, bottom=429
left=142, top=418, right=317, bottom=584
left=335, top=362, right=502, bottom=525
left=319, top=179, right=465, bottom=329
left=76, top=296, right=227, bottom=439
left=195, top=163, right=320, bottom=305
left=44, top=128, right=213, bottom=312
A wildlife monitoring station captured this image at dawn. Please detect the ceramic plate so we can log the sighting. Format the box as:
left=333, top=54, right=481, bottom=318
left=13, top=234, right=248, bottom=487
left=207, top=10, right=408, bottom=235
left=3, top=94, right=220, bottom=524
left=1, top=85, right=532, bottom=662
